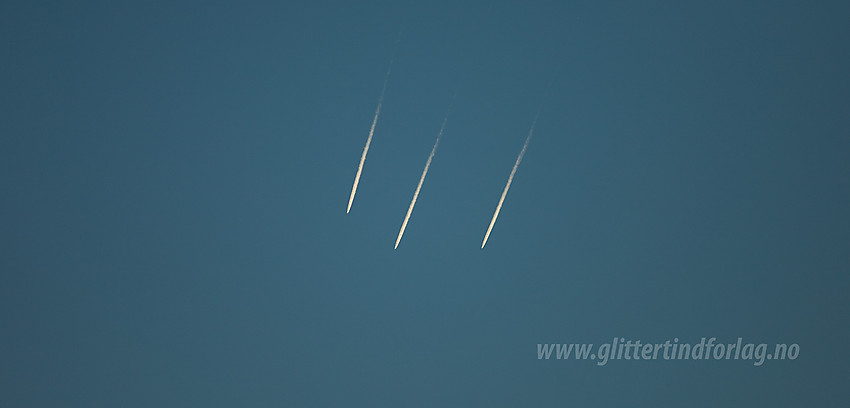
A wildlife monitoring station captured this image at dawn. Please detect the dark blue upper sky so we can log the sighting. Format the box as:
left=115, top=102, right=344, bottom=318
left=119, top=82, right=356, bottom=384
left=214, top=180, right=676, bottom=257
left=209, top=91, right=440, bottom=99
left=2, top=1, right=849, bottom=406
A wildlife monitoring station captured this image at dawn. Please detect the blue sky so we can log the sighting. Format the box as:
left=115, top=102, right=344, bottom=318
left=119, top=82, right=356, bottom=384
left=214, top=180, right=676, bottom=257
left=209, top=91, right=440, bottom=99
left=2, top=1, right=849, bottom=406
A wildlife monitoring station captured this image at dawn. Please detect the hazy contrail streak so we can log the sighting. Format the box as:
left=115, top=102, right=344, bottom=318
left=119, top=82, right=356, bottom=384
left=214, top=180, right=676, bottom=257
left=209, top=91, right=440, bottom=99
left=394, top=112, right=450, bottom=249
left=347, top=63, right=392, bottom=214
left=481, top=112, right=539, bottom=248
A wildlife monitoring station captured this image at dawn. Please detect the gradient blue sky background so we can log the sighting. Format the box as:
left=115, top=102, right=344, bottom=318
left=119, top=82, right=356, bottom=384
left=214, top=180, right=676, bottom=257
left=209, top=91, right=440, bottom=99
left=2, top=1, right=849, bottom=406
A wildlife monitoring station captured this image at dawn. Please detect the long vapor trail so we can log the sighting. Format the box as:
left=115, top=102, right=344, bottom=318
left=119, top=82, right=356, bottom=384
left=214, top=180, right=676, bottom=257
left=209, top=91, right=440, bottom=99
left=394, top=106, right=452, bottom=249
left=346, top=62, right=393, bottom=214
left=481, top=112, right=539, bottom=248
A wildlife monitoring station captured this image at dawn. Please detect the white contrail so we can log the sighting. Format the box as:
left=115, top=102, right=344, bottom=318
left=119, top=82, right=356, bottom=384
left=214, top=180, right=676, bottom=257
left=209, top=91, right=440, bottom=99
left=481, top=112, right=539, bottom=248
left=394, top=113, right=450, bottom=249
left=347, top=64, right=392, bottom=214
